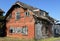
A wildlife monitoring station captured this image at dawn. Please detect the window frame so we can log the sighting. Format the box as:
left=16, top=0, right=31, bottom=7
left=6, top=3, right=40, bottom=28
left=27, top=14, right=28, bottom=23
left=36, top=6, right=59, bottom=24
left=22, top=26, right=28, bottom=35
left=25, top=11, right=30, bottom=16
left=15, top=27, right=22, bottom=34
left=9, top=27, right=15, bottom=33
left=15, top=11, right=20, bottom=20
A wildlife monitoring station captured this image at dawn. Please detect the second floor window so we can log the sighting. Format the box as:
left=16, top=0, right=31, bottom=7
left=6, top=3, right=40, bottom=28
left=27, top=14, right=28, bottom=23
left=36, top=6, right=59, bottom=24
left=25, top=12, right=30, bottom=16
left=40, top=11, right=47, bottom=16
left=15, top=12, right=20, bottom=20
left=40, top=11, right=44, bottom=16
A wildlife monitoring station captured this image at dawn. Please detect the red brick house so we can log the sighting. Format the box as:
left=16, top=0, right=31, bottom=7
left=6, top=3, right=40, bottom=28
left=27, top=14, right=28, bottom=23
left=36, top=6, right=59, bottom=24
left=5, top=1, right=54, bottom=39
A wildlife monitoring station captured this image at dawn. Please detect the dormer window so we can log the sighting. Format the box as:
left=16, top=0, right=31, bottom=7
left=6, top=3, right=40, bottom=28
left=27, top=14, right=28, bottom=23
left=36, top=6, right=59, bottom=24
left=25, top=12, right=30, bottom=16
left=40, top=11, right=46, bottom=16
left=40, top=11, right=44, bottom=16
left=43, top=12, right=46, bottom=16
left=15, top=12, right=20, bottom=20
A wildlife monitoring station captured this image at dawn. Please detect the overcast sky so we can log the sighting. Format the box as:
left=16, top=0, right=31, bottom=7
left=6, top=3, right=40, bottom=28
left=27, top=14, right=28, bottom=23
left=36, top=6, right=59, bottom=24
left=0, top=0, right=60, bottom=21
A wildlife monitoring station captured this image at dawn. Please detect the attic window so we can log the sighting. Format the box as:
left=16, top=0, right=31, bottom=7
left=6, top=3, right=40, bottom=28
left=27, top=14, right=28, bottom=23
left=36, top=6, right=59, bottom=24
left=40, top=11, right=46, bottom=16
left=15, top=12, right=20, bottom=20
left=25, top=12, right=30, bottom=16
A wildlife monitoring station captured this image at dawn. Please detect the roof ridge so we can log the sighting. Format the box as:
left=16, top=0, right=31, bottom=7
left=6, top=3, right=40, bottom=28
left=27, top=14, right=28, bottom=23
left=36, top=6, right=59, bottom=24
left=14, top=1, right=38, bottom=10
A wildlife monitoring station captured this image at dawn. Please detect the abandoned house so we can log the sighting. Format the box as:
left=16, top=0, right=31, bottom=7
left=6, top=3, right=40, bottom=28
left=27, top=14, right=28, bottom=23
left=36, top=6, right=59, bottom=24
left=5, top=1, right=55, bottom=39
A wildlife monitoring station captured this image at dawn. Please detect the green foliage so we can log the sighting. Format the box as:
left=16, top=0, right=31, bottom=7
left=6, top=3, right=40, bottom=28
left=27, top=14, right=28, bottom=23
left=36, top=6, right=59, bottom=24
left=0, top=16, right=5, bottom=21
left=0, top=14, right=5, bottom=36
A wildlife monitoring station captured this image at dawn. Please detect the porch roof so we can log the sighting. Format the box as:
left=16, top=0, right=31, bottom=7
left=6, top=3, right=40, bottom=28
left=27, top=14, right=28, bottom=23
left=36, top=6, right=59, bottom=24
left=33, top=14, right=55, bottom=24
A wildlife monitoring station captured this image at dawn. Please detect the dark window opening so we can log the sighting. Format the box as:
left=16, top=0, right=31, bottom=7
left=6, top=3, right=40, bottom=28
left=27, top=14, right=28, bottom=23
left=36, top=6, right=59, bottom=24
left=15, top=12, right=20, bottom=20
left=40, top=11, right=44, bottom=16
left=9, top=29, right=13, bottom=33
left=25, top=12, right=30, bottom=16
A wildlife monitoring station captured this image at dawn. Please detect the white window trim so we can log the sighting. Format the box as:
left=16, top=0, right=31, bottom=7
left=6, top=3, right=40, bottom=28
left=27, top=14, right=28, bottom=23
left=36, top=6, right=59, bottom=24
left=15, top=27, right=22, bottom=33
left=22, top=26, right=28, bottom=35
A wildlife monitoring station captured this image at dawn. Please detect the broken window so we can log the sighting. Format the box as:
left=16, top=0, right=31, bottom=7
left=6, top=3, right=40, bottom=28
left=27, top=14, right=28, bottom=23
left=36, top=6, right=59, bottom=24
left=9, top=26, right=28, bottom=35
left=40, top=11, right=46, bottom=16
left=9, top=27, right=15, bottom=33
left=40, top=11, right=44, bottom=16
left=22, top=26, right=28, bottom=35
left=15, top=27, right=22, bottom=33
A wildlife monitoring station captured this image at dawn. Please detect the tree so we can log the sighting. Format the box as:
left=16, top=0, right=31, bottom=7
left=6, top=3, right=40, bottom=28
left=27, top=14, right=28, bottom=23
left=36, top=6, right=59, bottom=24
left=0, top=9, right=5, bottom=37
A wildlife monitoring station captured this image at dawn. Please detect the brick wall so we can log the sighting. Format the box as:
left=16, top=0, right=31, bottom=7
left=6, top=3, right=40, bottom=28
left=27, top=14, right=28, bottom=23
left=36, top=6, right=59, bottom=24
left=6, top=7, right=35, bottom=39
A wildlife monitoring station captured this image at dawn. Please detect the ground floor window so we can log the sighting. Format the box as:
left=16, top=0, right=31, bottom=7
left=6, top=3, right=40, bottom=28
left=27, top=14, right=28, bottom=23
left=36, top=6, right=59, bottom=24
left=22, top=26, right=28, bottom=35
left=15, top=27, right=22, bottom=33
left=9, top=26, right=28, bottom=35
left=9, top=27, right=15, bottom=33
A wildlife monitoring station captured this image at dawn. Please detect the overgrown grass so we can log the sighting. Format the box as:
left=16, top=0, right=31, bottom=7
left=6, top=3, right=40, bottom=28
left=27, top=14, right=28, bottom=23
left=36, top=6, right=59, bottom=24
left=0, top=37, right=60, bottom=41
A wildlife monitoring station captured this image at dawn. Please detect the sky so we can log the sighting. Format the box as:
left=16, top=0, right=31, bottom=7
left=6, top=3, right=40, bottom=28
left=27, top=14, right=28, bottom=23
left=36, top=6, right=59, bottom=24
left=0, top=0, right=60, bottom=21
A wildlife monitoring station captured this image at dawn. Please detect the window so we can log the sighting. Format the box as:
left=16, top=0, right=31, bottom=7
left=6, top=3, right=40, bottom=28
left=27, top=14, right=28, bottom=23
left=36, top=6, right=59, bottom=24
left=43, top=12, right=46, bottom=16
left=40, top=11, right=44, bottom=16
left=9, top=26, right=28, bottom=34
left=25, top=12, right=30, bottom=16
left=9, top=27, right=22, bottom=34
left=15, top=12, right=20, bottom=20
left=15, top=27, right=22, bottom=33
left=22, top=26, right=28, bottom=35
left=9, top=27, right=15, bottom=33
left=40, top=11, right=47, bottom=16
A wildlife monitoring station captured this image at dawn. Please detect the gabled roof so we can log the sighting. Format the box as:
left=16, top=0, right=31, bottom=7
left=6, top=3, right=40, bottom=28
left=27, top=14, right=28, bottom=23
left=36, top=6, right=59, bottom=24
left=5, top=1, right=38, bottom=18
left=5, top=1, right=55, bottom=24
left=14, top=1, right=38, bottom=10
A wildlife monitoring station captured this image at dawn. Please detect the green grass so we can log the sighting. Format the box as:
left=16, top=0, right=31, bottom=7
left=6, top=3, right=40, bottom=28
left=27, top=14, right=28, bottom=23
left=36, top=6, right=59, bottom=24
left=40, top=37, right=60, bottom=41
left=0, top=37, right=60, bottom=41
